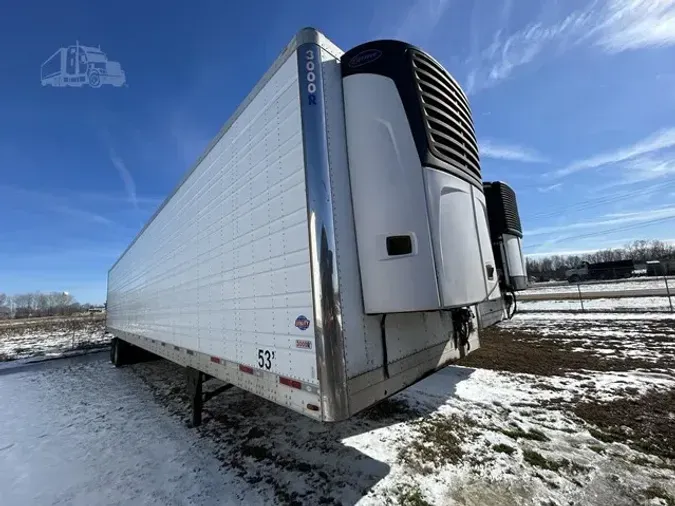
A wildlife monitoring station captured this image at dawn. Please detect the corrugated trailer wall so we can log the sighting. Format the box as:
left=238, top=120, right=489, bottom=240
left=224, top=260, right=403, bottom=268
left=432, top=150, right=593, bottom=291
left=107, top=52, right=320, bottom=387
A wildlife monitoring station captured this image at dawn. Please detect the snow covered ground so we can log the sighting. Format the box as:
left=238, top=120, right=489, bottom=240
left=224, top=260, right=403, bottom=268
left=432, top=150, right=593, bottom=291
left=525, top=279, right=672, bottom=296
left=520, top=296, right=673, bottom=312
left=0, top=315, right=107, bottom=362
left=1, top=310, right=674, bottom=506
left=499, top=312, right=675, bottom=365
left=0, top=354, right=262, bottom=506
left=510, top=311, right=675, bottom=321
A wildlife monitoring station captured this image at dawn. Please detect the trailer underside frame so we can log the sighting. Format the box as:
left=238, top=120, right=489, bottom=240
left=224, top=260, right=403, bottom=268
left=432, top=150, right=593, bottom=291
left=107, top=328, right=324, bottom=421
left=107, top=320, right=480, bottom=423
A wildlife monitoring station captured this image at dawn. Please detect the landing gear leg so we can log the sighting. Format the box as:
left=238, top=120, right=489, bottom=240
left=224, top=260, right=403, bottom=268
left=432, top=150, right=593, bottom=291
left=185, top=368, right=234, bottom=428
left=186, top=367, right=203, bottom=428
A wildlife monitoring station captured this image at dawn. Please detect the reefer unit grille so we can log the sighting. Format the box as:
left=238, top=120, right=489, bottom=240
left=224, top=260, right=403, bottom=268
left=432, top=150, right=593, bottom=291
left=411, top=50, right=480, bottom=185
left=484, top=181, right=523, bottom=238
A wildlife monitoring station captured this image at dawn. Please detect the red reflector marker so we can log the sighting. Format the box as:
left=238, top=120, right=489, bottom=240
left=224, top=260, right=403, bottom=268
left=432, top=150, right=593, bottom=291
left=239, top=364, right=254, bottom=374
left=210, top=356, right=221, bottom=364
left=280, top=377, right=301, bottom=389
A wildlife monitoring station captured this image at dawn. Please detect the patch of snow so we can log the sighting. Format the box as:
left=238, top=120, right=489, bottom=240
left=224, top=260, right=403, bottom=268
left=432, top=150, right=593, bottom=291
left=0, top=354, right=267, bottom=506
left=510, top=312, right=675, bottom=321
left=520, top=297, right=672, bottom=312
left=525, top=279, right=671, bottom=295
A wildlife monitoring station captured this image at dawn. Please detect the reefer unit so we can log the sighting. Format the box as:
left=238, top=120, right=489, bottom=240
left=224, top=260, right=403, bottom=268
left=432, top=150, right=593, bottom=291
left=484, top=181, right=528, bottom=291
left=107, top=28, right=504, bottom=422
left=341, top=41, right=499, bottom=313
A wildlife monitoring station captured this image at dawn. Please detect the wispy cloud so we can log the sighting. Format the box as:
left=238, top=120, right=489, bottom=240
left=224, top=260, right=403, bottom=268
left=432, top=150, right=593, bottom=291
left=614, top=155, right=675, bottom=185
left=108, top=148, right=138, bottom=210
left=466, top=7, right=595, bottom=93
left=526, top=205, right=675, bottom=236
left=99, top=128, right=140, bottom=210
left=76, top=191, right=161, bottom=207
left=384, top=0, right=452, bottom=43
left=0, top=184, right=160, bottom=209
left=595, top=0, right=675, bottom=52
left=553, top=127, right=675, bottom=177
left=538, top=183, right=563, bottom=193
left=467, top=0, right=675, bottom=93
left=0, top=245, right=122, bottom=263
left=480, top=139, right=548, bottom=163
left=52, top=205, right=114, bottom=226
left=490, top=13, right=591, bottom=83
left=0, top=185, right=115, bottom=227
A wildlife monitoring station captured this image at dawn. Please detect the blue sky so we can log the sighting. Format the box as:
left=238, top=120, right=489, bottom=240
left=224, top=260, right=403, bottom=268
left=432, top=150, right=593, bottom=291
left=1, top=0, right=674, bottom=303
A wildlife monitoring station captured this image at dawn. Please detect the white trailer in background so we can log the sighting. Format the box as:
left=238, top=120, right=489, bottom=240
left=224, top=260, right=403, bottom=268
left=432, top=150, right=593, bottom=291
left=106, top=28, right=523, bottom=423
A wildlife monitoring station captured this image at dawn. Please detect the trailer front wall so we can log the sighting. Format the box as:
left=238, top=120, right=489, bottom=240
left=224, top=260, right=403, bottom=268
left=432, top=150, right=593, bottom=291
left=317, top=43, right=480, bottom=415
left=107, top=54, right=319, bottom=386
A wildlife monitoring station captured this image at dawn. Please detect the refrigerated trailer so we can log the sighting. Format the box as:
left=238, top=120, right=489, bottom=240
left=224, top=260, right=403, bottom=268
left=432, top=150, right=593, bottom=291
left=106, top=28, right=521, bottom=422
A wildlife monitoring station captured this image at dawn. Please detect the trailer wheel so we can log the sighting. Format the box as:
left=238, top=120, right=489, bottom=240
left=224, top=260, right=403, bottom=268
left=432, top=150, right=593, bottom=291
left=110, top=337, right=125, bottom=367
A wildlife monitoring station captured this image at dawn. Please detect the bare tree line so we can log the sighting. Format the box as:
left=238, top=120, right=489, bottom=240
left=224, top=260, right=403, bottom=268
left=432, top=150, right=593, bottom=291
left=527, top=240, right=675, bottom=281
left=0, top=291, right=97, bottom=319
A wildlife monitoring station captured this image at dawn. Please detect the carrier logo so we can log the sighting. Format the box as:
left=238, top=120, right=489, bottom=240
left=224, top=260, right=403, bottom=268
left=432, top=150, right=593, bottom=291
left=348, top=49, right=382, bottom=68
left=295, top=315, right=311, bottom=331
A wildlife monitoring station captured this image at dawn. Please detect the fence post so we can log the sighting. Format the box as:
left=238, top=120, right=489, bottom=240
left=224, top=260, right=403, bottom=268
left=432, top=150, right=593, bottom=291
left=577, top=283, right=585, bottom=312
left=665, top=275, right=674, bottom=313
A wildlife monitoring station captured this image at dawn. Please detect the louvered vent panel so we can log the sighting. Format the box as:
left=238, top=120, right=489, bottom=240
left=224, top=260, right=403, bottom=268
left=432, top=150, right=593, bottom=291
left=498, top=183, right=522, bottom=234
left=411, top=50, right=480, bottom=184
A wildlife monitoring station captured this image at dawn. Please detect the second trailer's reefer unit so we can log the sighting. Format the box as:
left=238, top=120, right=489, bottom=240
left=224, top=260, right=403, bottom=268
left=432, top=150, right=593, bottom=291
left=107, top=28, right=505, bottom=422
left=484, top=181, right=528, bottom=291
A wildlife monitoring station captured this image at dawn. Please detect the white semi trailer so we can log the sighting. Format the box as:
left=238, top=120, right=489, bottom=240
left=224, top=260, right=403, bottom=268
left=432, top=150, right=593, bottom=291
left=106, top=28, right=523, bottom=423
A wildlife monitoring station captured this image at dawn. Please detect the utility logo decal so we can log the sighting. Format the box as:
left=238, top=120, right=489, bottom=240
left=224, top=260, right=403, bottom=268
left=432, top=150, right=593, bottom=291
left=294, top=315, right=310, bottom=331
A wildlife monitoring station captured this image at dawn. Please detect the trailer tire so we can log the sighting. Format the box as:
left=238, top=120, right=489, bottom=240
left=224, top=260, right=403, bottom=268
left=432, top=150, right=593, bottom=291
left=110, top=337, right=125, bottom=367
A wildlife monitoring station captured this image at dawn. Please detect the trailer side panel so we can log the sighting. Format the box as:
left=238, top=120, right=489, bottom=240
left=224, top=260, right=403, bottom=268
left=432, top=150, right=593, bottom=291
left=108, top=48, right=321, bottom=416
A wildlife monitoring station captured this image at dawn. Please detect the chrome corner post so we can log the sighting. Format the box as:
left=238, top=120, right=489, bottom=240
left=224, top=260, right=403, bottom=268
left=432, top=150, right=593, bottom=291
left=296, top=34, right=350, bottom=421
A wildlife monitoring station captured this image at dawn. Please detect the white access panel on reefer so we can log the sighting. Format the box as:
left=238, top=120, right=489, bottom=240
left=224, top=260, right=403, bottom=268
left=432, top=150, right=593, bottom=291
left=107, top=53, right=318, bottom=385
